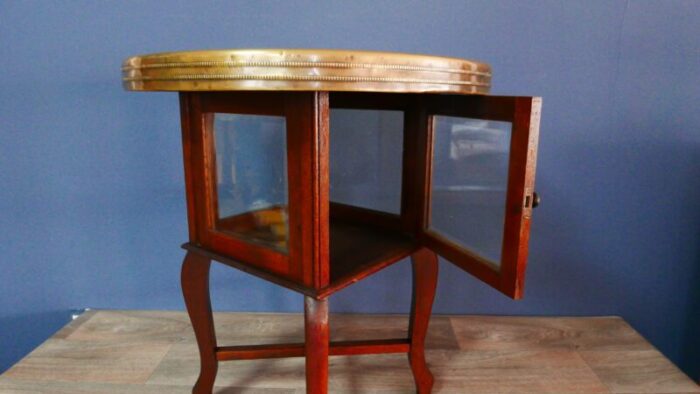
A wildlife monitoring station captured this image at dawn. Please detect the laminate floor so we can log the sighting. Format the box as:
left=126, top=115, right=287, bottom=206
left=1, top=310, right=698, bottom=393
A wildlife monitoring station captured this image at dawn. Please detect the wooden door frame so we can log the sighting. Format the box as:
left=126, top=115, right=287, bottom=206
left=179, top=91, right=330, bottom=290
left=417, top=94, right=542, bottom=299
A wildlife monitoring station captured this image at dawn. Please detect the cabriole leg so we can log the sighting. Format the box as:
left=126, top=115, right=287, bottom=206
left=181, top=251, right=218, bottom=394
left=408, top=248, right=439, bottom=393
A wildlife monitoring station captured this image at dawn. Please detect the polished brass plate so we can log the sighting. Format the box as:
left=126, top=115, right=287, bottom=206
left=122, top=49, right=491, bottom=94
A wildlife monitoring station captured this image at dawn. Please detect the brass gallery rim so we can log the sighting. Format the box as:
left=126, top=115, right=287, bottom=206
left=122, top=49, right=491, bottom=94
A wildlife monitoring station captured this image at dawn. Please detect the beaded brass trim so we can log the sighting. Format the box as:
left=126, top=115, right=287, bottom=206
left=122, top=60, right=491, bottom=77
left=123, top=74, right=490, bottom=87
left=122, top=49, right=491, bottom=94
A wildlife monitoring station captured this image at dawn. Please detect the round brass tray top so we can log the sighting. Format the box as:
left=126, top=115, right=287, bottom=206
left=122, top=49, right=491, bottom=94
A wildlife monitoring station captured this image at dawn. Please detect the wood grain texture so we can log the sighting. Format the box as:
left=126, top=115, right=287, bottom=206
left=2, top=311, right=697, bottom=394
left=51, top=309, right=98, bottom=339
left=327, top=220, right=416, bottom=286
left=285, top=92, right=330, bottom=289
left=408, top=248, right=439, bottom=393
left=0, top=379, right=196, bottom=393
left=63, top=310, right=196, bottom=342
left=579, top=350, right=700, bottom=393
left=400, top=96, right=430, bottom=236
left=429, top=350, right=609, bottom=393
left=181, top=251, right=218, bottom=393
left=179, top=92, right=199, bottom=243
left=304, top=297, right=329, bottom=394
left=63, top=310, right=457, bottom=348
left=2, top=339, right=171, bottom=384
left=216, top=339, right=409, bottom=361
left=449, top=315, right=652, bottom=351
left=329, top=314, right=458, bottom=350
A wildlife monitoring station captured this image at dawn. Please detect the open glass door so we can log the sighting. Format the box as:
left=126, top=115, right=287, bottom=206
left=421, top=95, right=541, bottom=299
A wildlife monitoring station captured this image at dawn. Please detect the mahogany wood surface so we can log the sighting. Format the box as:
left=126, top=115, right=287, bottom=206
left=304, top=297, right=329, bottom=394
left=330, top=91, right=411, bottom=111
left=182, top=216, right=417, bottom=299
left=423, top=93, right=516, bottom=121
left=408, top=248, right=439, bottom=393
left=285, top=92, right=330, bottom=289
left=500, top=97, right=541, bottom=298
left=198, top=91, right=286, bottom=116
left=216, top=338, right=410, bottom=361
left=328, top=220, right=415, bottom=285
left=180, top=246, right=436, bottom=393
left=420, top=95, right=542, bottom=299
left=184, top=91, right=332, bottom=289
left=180, top=252, right=217, bottom=394
left=181, top=90, right=542, bottom=299
left=178, top=93, right=198, bottom=242
left=182, top=243, right=314, bottom=297
left=329, top=201, right=403, bottom=232
left=400, top=96, right=431, bottom=236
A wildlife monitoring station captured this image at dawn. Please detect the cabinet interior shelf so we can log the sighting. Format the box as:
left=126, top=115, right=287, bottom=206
left=203, top=205, right=416, bottom=296
left=329, top=219, right=416, bottom=286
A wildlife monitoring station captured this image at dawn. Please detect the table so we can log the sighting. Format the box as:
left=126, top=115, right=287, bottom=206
left=122, top=49, right=542, bottom=393
left=3, top=311, right=699, bottom=393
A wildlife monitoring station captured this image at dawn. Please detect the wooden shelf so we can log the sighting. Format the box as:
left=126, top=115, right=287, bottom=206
left=184, top=211, right=418, bottom=296
left=328, top=219, right=417, bottom=292
left=204, top=207, right=417, bottom=296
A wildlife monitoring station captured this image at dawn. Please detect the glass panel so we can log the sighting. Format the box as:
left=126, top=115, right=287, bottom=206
left=213, top=113, right=288, bottom=252
left=429, top=116, right=512, bottom=266
left=329, top=109, right=403, bottom=214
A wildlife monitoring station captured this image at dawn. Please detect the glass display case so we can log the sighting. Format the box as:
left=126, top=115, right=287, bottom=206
left=123, top=49, right=541, bottom=394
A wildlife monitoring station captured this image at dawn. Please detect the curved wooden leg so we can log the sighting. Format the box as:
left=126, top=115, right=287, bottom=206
left=181, top=252, right=218, bottom=394
left=305, top=296, right=329, bottom=394
left=408, top=248, right=439, bottom=394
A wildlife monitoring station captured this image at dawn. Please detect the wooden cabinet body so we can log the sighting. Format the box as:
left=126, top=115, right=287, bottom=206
left=181, top=91, right=540, bottom=299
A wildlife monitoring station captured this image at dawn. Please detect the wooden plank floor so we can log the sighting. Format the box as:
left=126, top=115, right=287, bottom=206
left=1, top=310, right=697, bottom=393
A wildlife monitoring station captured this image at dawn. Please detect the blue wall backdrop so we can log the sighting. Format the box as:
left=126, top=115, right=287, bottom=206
left=1, top=0, right=698, bottom=379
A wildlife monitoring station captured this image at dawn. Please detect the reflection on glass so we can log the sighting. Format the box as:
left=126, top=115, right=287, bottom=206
left=330, top=109, right=403, bottom=214
left=430, top=116, right=512, bottom=266
left=213, top=113, right=288, bottom=252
